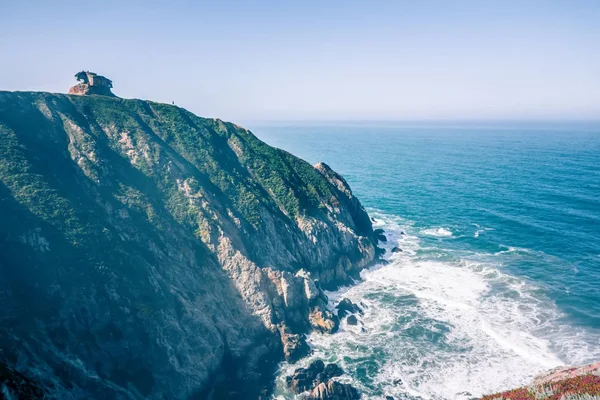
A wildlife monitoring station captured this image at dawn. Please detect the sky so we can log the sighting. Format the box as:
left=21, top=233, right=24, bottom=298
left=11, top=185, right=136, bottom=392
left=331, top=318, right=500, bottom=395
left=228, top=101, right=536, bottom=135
left=1, top=0, right=599, bottom=122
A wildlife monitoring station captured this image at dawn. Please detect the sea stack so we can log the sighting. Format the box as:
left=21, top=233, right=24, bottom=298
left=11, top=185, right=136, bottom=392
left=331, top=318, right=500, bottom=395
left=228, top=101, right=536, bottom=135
left=68, top=71, right=116, bottom=97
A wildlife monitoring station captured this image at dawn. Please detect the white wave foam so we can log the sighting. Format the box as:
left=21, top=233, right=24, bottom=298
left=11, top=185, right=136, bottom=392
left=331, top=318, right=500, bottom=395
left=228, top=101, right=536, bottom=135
left=421, top=227, right=453, bottom=237
left=274, top=211, right=600, bottom=400
left=473, top=223, right=494, bottom=238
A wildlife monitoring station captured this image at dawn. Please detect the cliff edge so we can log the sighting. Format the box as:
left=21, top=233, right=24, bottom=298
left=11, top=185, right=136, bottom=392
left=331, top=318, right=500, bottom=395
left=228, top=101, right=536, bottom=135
left=0, top=86, right=378, bottom=399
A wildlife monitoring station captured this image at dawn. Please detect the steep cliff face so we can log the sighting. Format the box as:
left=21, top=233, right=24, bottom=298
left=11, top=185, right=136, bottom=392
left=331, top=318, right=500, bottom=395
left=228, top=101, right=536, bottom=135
left=0, top=92, right=377, bottom=399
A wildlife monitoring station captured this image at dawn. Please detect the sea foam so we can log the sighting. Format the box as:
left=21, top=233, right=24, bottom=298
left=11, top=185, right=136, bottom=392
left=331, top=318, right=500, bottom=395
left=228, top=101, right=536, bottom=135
left=273, top=211, right=600, bottom=400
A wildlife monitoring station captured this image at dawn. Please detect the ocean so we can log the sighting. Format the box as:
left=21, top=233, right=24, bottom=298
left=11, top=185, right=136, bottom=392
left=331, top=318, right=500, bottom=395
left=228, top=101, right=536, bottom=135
left=246, top=121, right=600, bottom=400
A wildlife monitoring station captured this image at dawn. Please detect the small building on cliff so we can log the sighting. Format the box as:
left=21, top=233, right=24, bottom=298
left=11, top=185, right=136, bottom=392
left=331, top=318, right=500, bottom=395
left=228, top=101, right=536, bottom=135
left=69, top=71, right=116, bottom=97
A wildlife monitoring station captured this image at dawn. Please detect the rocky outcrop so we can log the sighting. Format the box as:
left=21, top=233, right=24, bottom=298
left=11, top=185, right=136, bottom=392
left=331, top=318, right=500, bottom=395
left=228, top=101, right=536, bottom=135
left=309, top=380, right=361, bottom=400
left=335, top=298, right=363, bottom=319
left=68, top=71, right=116, bottom=97
left=286, top=360, right=344, bottom=394
left=373, top=228, right=387, bottom=243
left=0, top=90, right=378, bottom=398
left=279, top=326, right=311, bottom=363
left=532, top=362, right=600, bottom=386
left=481, top=362, right=600, bottom=400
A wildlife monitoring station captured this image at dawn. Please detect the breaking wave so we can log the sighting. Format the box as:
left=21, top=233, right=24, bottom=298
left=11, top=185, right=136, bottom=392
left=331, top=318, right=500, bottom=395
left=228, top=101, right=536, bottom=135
left=274, top=211, right=600, bottom=400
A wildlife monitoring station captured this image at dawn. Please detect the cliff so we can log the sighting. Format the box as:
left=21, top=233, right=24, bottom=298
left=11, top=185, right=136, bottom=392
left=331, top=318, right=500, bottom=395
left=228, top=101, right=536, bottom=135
left=0, top=91, right=378, bottom=398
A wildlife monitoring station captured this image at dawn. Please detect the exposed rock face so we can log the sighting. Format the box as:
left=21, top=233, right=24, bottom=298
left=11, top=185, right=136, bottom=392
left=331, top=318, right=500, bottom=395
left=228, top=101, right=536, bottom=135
left=482, top=361, right=600, bottom=400
left=532, top=362, right=600, bottom=386
left=336, top=298, right=363, bottom=318
left=68, top=71, right=116, bottom=97
left=309, top=380, right=361, bottom=400
left=373, top=228, right=387, bottom=243
left=0, top=91, right=378, bottom=398
left=286, top=360, right=344, bottom=394
left=279, top=326, right=311, bottom=363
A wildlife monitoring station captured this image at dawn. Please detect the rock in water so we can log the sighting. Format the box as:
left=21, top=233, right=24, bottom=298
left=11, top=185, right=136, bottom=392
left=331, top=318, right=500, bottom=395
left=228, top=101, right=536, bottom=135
left=309, top=303, right=340, bottom=333
left=0, top=87, right=378, bottom=399
left=309, top=380, right=361, bottom=400
left=319, top=363, right=344, bottom=383
left=287, top=360, right=326, bottom=393
left=373, top=228, right=387, bottom=243
left=286, top=361, right=344, bottom=394
left=391, top=246, right=402, bottom=253
left=347, top=315, right=358, bottom=325
left=279, top=326, right=311, bottom=363
left=336, top=298, right=364, bottom=318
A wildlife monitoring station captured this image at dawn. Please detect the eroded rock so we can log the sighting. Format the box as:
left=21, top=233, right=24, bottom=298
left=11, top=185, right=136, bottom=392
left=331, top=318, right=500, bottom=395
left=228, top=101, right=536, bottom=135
left=374, top=228, right=387, bottom=243
left=68, top=71, right=116, bottom=97
left=309, top=304, right=339, bottom=333
left=286, top=361, right=344, bottom=394
left=279, top=326, right=311, bottom=363
left=336, top=298, right=363, bottom=318
left=308, top=380, right=361, bottom=400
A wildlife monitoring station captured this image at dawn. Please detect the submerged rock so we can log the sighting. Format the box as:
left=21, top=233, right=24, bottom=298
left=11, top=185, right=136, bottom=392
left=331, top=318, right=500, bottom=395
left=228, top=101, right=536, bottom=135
left=346, top=315, right=358, bottom=325
left=308, top=380, right=361, bottom=400
left=391, top=247, right=402, bottom=253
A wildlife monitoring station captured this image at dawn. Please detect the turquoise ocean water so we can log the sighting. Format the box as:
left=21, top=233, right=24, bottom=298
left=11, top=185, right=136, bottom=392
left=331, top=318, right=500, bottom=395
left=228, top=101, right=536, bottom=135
left=247, top=122, right=600, bottom=399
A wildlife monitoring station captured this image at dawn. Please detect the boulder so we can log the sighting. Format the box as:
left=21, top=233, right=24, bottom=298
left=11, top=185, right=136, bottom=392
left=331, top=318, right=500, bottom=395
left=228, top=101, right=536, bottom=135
left=309, top=380, right=361, bottom=400
left=279, top=326, right=311, bottom=363
left=309, top=304, right=339, bottom=333
left=336, top=298, right=363, bottom=318
left=373, top=228, right=387, bottom=243
left=346, top=315, right=358, bottom=325
left=391, top=247, right=402, bottom=253
left=296, top=269, right=323, bottom=304
left=286, top=361, right=344, bottom=394
left=286, top=360, right=325, bottom=393
left=320, top=363, right=344, bottom=382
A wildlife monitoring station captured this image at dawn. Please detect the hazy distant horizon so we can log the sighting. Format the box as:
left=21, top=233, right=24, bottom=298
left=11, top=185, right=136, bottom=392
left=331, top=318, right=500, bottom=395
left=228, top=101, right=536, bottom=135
left=2, top=0, right=599, bottom=121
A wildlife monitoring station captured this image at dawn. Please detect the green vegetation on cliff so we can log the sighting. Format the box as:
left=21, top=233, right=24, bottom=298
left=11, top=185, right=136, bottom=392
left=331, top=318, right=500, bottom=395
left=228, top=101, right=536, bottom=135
left=0, top=91, right=376, bottom=399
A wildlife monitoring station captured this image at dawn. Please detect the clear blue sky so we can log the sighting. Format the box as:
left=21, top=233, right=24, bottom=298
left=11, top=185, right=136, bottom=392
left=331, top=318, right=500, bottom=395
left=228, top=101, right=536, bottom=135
left=1, top=0, right=599, bottom=122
